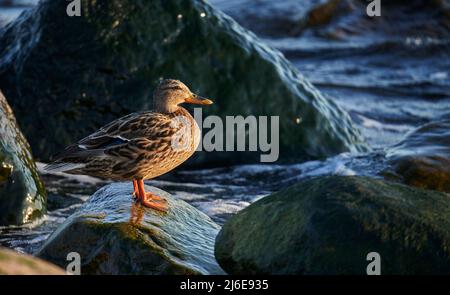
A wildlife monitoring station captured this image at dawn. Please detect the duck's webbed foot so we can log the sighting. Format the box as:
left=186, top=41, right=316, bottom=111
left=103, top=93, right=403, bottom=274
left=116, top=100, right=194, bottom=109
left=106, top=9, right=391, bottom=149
left=145, top=192, right=165, bottom=202
left=141, top=193, right=168, bottom=212
left=134, top=179, right=168, bottom=212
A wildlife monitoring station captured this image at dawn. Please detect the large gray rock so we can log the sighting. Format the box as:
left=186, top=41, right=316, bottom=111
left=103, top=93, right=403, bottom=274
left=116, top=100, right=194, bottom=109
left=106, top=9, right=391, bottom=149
left=36, top=182, right=224, bottom=275
left=0, top=90, right=46, bottom=225
left=0, top=0, right=367, bottom=165
left=0, top=247, right=65, bottom=275
left=215, top=176, right=450, bottom=275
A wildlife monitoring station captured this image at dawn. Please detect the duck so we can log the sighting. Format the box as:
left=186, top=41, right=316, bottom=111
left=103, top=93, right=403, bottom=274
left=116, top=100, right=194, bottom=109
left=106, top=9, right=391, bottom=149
left=45, top=79, right=213, bottom=212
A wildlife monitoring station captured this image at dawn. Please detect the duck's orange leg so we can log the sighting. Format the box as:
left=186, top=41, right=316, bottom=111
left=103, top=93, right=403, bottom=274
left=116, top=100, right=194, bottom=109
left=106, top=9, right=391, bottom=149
left=137, top=179, right=168, bottom=212
left=132, top=180, right=139, bottom=200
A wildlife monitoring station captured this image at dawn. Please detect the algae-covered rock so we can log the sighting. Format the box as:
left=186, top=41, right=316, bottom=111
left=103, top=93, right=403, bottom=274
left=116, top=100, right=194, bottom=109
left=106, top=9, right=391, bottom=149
left=36, top=183, right=224, bottom=275
left=0, top=0, right=367, bottom=165
left=215, top=176, right=450, bottom=275
left=0, top=90, right=46, bottom=225
left=0, top=247, right=65, bottom=275
left=385, top=117, right=450, bottom=193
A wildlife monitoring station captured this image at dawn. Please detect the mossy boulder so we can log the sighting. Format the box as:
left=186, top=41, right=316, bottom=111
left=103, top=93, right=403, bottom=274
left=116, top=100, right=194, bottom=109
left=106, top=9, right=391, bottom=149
left=0, top=247, right=65, bottom=275
left=36, top=183, right=224, bottom=275
left=385, top=117, right=450, bottom=193
left=215, top=176, right=450, bottom=275
left=0, top=90, right=46, bottom=225
left=0, top=0, right=367, bottom=165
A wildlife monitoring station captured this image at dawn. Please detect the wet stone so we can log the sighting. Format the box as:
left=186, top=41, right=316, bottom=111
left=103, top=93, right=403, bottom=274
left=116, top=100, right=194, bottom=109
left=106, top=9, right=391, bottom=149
left=0, top=90, right=46, bottom=225
left=36, top=183, right=225, bottom=275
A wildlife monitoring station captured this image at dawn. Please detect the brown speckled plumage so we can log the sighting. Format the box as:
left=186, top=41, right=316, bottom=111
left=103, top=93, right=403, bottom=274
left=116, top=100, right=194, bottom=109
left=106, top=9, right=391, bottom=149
left=45, top=79, right=211, bottom=183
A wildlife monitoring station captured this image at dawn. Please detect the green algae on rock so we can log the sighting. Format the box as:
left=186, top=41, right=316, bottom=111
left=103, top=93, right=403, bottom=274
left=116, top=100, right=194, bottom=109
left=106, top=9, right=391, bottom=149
left=36, top=183, right=224, bottom=275
left=0, top=0, right=367, bottom=165
left=385, top=117, right=450, bottom=193
left=0, top=91, right=46, bottom=225
left=0, top=247, right=65, bottom=275
left=215, top=176, right=450, bottom=275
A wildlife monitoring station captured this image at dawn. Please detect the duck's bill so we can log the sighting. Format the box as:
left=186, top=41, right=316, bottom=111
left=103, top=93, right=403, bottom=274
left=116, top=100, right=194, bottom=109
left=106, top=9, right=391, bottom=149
left=185, top=94, right=213, bottom=105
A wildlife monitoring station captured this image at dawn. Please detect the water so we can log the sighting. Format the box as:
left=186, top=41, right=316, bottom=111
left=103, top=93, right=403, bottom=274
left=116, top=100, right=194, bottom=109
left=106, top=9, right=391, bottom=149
left=0, top=0, right=449, bottom=254
left=211, top=0, right=450, bottom=148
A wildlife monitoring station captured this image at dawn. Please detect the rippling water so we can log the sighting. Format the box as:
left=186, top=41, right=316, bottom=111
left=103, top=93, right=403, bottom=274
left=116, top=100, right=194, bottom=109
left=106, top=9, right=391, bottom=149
left=211, top=0, right=450, bottom=148
left=0, top=0, right=449, bottom=254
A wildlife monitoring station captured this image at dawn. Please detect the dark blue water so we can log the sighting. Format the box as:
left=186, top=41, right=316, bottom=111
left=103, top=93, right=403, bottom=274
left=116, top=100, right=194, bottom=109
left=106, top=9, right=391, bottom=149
left=0, top=0, right=449, bottom=254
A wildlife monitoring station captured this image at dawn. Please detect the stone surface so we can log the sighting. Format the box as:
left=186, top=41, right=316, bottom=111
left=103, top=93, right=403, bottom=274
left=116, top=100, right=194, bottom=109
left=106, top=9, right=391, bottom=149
left=0, top=247, right=65, bottom=275
left=0, top=90, right=46, bottom=225
left=0, top=0, right=367, bottom=165
left=36, top=182, right=224, bottom=275
left=215, top=176, right=450, bottom=274
left=385, top=116, right=450, bottom=193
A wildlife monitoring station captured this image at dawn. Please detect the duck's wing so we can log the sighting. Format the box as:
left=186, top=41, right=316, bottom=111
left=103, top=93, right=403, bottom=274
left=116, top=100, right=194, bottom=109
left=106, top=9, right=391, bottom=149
left=45, top=111, right=180, bottom=172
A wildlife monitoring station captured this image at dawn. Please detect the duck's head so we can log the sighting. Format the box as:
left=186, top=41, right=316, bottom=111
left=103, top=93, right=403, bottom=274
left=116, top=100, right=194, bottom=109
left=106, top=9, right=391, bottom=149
left=153, top=79, right=213, bottom=113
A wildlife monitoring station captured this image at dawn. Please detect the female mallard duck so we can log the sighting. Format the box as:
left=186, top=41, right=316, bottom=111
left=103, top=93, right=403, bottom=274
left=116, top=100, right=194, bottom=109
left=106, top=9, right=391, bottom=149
left=45, top=79, right=213, bottom=212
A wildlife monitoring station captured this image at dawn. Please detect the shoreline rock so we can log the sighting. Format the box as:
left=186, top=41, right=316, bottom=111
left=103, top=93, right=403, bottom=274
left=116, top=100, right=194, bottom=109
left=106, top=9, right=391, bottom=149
left=0, top=90, right=46, bottom=225
left=215, top=176, right=450, bottom=274
left=0, top=247, right=65, bottom=275
left=36, top=182, right=225, bottom=275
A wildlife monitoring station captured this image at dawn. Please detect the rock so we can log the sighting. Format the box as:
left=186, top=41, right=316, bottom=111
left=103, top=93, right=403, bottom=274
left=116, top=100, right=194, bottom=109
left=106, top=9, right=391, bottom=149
left=215, top=176, right=450, bottom=275
left=385, top=117, right=450, bottom=193
left=0, top=247, right=65, bottom=275
left=0, top=0, right=367, bottom=165
left=0, top=90, right=46, bottom=225
left=36, top=183, right=224, bottom=275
